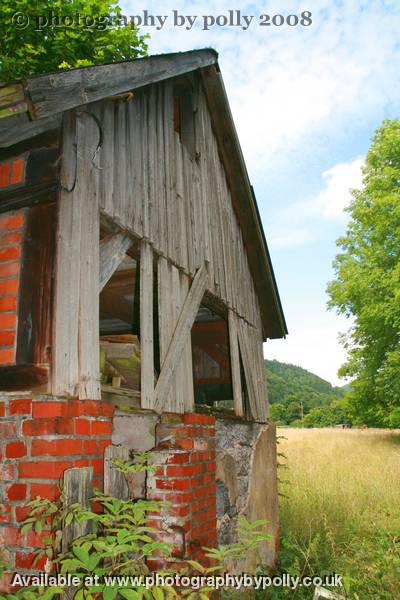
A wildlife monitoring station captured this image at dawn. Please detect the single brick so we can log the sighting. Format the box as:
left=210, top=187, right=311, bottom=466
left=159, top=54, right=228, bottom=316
left=165, top=452, right=190, bottom=465
left=0, top=330, right=16, bottom=346
left=0, top=232, right=22, bottom=247
left=0, top=263, right=19, bottom=279
left=0, top=401, right=4, bottom=417
left=156, top=478, right=191, bottom=491
left=5, top=441, right=26, bottom=459
left=30, top=482, right=60, bottom=501
left=90, top=458, right=103, bottom=474
left=0, top=421, right=17, bottom=437
left=9, top=398, right=31, bottom=415
left=15, top=552, right=47, bottom=571
left=173, top=439, right=194, bottom=451
left=0, top=296, right=17, bottom=311
left=75, top=419, right=91, bottom=435
left=91, top=420, right=112, bottom=436
left=0, top=504, right=12, bottom=523
left=0, top=163, right=10, bottom=188
left=0, top=313, right=17, bottom=330
left=0, top=348, right=15, bottom=364
left=0, top=247, right=20, bottom=263
left=0, top=213, right=23, bottom=231
left=0, top=463, right=14, bottom=481
left=167, top=464, right=200, bottom=477
left=7, top=483, right=27, bottom=501
left=10, top=159, right=24, bottom=185
left=32, top=401, right=67, bottom=418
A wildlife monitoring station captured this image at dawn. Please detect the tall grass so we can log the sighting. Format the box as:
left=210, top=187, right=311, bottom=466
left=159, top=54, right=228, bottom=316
left=275, top=428, right=400, bottom=599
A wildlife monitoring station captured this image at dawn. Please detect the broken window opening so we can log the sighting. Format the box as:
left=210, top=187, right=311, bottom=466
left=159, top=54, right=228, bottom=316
left=191, top=304, right=233, bottom=410
left=99, top=250, right=141, bottom=391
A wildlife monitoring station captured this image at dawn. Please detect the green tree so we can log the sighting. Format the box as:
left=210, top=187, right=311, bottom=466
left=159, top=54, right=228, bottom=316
left=0, top=0, right=148, bottom=80
left=327, top=120, right=400, bottom=426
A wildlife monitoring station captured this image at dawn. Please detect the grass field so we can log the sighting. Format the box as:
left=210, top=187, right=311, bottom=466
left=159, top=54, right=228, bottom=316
left=275, top=428, right=400, bottom=599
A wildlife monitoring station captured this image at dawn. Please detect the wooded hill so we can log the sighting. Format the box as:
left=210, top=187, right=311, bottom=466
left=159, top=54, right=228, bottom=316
left=265, top=359, right=350, bottom=427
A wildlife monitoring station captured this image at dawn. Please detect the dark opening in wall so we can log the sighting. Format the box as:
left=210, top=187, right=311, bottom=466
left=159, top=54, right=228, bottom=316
left=173, top=79, right=196, bottom=160
left=191, top=304, right=233, bottom=408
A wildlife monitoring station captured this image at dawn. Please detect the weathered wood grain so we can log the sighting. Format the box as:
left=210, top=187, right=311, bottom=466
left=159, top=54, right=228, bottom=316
left=62, top=467, right=93, bottom=552
left=154, top=264, right=207, bottom=412
left=140, top=240, right=154, bottom=409
left=99, top=232, right=132, bottom=291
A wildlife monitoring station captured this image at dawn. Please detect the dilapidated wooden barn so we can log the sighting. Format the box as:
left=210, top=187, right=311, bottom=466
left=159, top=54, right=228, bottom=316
left=0, top=49, right=286, bottom=587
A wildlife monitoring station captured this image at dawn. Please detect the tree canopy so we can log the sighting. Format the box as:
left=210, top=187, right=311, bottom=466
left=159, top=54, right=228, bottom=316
left=265, top=359, right=349, bottom=427
left=327, top=120, right=400, bottom=426
left=0, top=0, right=148, bottom=80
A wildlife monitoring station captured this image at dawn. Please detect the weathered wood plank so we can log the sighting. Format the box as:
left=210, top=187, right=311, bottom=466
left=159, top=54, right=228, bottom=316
left=77, top=111, right=101, bottom=400
left=104, top=444, right=129, bottom=499
left=140, top=240, right=154, bottom=409
left=0, top=113, right=61, bottom=148
left=62, top=467, right=93, bottom=552
left=26, top=50, right=217, bottom=120
left=52, top=112, right=81, bottom=396
left=228, top=310, right=243, bottom=417
left=154, top=264, right=207, bottom=412
left=99, top=232, right=132, bottom=291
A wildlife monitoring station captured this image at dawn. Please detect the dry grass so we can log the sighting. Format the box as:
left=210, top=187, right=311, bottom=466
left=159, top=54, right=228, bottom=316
left=276, top=428, right=400, bottom=599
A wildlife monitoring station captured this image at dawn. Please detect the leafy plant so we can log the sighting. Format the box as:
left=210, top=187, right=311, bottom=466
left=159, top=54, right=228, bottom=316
left=327, top=119, right=400, bottom=426
left=0, top=0, right=149, bottom=80
left=0, top=458, right=272, bottom=600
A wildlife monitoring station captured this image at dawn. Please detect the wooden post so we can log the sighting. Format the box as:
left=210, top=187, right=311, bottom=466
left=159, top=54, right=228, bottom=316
left=228, top=310, right=244, bottom=417
left=140, top=240, right=154, bottom=409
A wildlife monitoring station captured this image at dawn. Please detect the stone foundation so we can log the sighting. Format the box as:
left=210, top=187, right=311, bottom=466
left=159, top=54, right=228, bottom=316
left=215, top=419, right=279, bottom=570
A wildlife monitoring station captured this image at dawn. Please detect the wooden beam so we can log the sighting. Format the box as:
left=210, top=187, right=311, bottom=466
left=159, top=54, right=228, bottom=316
left=154, top=264, right=207, bottom=412
left=0, top=365, right=49, bottom=390
left=228, top=309, right=244, bottom=417
left=0, top=113, right=61, bottom=148
left=99, top=232, right=132, bottom=291
left=26, top=50, right=218, bottom=120
left=139, top=240, right=154, bottom=409
left=200, top=65, right=287, bottom=340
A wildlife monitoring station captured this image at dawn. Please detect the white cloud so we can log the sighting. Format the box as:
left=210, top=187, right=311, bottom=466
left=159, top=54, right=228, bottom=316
left=267, top=156, right=364, bottom=248
left=283, top=157, right=364, bottom=220
left=315, top=159, right=364, bottom=218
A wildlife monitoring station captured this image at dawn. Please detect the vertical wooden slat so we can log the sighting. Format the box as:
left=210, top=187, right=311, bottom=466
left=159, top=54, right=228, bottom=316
left=228, top=310, right=243, bottom=417
left=104, top=444, right=129, bottom=499
left=154, top=264, right=207, bottom=413
left=77, top=111, right=101, bottom=400
left=62, top=467, right=93, bottom=552
left=140, top=240, right=154, bottom=409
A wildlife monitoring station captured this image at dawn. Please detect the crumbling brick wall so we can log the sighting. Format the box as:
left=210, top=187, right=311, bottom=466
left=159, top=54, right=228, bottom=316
left=0, top=394, right=114, bottom=591
left=0, top=210, right=25, bottom=366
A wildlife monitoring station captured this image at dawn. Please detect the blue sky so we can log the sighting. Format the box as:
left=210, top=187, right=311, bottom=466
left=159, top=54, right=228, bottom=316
left=121, top=0, right=400, bottom=384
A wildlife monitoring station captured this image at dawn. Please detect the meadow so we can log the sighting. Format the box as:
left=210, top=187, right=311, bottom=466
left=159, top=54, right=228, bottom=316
left=274, top=428, right=400, bottom=599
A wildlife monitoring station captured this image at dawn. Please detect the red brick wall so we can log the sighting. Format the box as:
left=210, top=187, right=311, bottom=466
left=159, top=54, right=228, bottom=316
left=0, top=394, right=114, bottom=591
left=147, top=413, right=217, bottom=570
left=0, top=210, right=25, bottom=366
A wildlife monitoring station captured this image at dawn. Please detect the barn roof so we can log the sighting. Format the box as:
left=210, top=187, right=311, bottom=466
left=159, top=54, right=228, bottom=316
left=0, top=48, right=287, bottom=339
